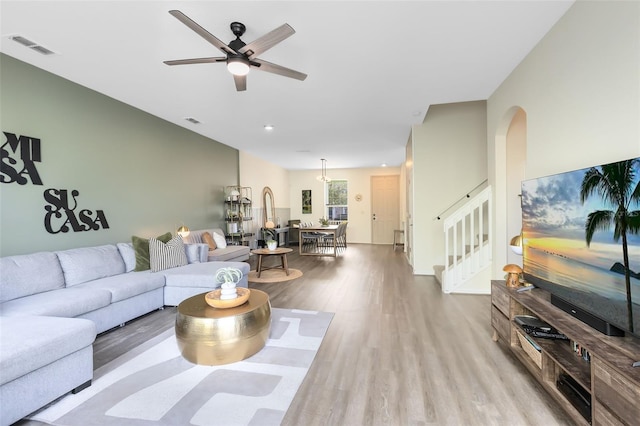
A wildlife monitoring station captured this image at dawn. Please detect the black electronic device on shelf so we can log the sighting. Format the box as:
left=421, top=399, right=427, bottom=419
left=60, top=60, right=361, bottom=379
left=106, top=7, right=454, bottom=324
left=514, top=315, right=569, bottom=340
left=557, top=374, right=592, bottom=423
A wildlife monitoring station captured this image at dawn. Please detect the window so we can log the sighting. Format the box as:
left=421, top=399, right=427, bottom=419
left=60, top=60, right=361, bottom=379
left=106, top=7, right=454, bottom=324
left=326, top=180, right=348, bottom=221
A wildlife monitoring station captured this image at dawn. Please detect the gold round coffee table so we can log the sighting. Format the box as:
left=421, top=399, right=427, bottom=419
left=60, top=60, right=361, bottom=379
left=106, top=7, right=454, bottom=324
left=175, top=289, right=271, bottom=365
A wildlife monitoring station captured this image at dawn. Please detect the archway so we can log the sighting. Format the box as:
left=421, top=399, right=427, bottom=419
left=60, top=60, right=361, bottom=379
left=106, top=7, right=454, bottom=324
left=492, top=106, right=527, bottom=276
left=505, top=109, right=527, bottom=265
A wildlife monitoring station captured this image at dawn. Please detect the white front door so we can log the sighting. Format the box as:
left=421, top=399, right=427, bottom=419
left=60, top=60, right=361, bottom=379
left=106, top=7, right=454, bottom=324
left=371, top=175, right=400, bottom=244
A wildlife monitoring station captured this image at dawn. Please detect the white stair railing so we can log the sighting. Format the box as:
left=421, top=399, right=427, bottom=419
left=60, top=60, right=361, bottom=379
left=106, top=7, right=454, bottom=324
left=442, top=186, right=492, bottom=293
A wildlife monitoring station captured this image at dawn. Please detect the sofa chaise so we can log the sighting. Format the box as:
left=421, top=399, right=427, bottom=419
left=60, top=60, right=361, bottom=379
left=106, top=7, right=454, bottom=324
left=0, top=237, right=250, bottom=426
left=183, top=228, right=251, bottom=262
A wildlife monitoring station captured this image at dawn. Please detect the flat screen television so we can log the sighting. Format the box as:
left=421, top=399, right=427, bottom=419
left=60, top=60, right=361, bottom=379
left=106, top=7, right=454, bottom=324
left=521, top=157, right=640, bottom=337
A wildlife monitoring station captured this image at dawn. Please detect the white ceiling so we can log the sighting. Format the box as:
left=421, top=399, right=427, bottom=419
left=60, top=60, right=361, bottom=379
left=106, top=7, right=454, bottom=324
left=0, top=0, right=574, bottom=171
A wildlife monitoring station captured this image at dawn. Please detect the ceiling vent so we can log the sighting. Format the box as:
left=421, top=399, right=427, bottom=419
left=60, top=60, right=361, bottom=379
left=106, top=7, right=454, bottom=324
left=184, top=117, right=201, bottom=124
left=8, top=35, right=56, bottom=55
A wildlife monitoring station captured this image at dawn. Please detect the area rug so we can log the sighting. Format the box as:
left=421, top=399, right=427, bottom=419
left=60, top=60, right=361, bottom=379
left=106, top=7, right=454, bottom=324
left=247, top=269, right=303, bottom=284
left=30, top=308, right=333, bottom=426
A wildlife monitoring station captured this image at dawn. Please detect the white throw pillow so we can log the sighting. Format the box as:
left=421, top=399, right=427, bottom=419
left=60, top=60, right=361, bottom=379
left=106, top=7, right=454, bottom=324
left=117, top=242, right=136, bottom=272
left=212, top=232, right=227, bottom=249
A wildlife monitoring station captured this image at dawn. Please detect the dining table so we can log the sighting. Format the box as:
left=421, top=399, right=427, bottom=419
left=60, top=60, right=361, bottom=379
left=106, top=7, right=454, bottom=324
left=298, top=224, right=340, bottom=257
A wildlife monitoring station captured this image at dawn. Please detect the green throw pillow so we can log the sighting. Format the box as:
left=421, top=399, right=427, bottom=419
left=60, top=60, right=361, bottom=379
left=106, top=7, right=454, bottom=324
left=132, top=232, right=172, bottom=271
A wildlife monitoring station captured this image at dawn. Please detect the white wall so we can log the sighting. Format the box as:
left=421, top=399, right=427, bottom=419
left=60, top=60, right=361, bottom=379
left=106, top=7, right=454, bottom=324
left=488, top=0, right=640, bottom=278
left=239, top=151, right=290, bottom=234
left=411, top=101, right=488, bottom=275
left=289, top=167, right=401, bottom=244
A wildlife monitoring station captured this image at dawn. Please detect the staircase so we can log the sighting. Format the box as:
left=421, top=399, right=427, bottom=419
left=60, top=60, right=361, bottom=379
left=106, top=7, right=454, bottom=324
left=437, top=186, right=492, bottom=294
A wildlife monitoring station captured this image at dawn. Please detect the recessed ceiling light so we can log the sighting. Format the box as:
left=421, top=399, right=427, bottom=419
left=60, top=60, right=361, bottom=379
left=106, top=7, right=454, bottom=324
left=264, top=124, right=274, bottom=131
left=381, top=163, right=387, bottom=167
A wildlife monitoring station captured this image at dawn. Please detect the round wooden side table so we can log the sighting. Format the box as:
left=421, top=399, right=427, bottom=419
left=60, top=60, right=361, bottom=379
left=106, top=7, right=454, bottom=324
left=175, top=289, right=271, bottom=365
left=251, top=247, right=293, bottom=277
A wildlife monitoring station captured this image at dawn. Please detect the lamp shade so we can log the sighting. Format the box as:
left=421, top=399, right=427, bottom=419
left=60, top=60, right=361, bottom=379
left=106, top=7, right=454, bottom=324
left=509, top=234, right=523, bottom=255
left=177, top=225, right=190, bottom=238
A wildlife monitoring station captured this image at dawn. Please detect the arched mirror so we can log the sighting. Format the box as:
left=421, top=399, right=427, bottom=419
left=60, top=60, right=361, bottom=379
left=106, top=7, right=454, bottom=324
left=262, top=186, right=275, bottom=228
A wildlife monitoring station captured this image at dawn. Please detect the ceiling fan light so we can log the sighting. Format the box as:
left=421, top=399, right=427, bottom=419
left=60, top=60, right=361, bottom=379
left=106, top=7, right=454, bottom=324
left=227, top=57, right=250, bottom=76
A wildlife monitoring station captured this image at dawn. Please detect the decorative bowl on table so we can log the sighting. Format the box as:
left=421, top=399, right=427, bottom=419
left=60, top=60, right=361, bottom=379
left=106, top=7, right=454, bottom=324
left=205, top=287, right=250, bottom=309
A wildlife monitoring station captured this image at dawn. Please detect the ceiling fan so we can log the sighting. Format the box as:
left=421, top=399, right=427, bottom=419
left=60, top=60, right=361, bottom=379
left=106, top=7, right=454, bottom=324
left=163, top=10, right=307, bottom=91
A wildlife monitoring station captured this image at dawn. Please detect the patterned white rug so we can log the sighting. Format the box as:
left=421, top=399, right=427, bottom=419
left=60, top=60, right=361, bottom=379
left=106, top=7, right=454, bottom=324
left=30, top=308, right=333, bottom=426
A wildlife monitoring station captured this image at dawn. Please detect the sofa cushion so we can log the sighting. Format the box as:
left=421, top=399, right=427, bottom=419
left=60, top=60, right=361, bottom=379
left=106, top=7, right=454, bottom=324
left=162, top=261, right=250, bottom=289
left=212, top=232, right=227, bottom=249
left=185, top=244, right=199, bottom=263
left=208, top=245, right=250, bottom=262
left=0, top=315, right=96, bottom=386
left=75, top=271, right=166, bottom=303
left=185, top=243, right=208, bottom=264
left=0, top=252, right=65, bottom=303
left=117, top=242, right=136, bottom=272
left=149, top=235, right=188, bottom=272
left=132, top=232, right=172, bottom=271
left=56, top=245, right=126, bottom=287
left=0, top=286, right=112, bottom=318
left=182, top=228, right=225, bottom=245
left=202, top=232, right=216, bottom=250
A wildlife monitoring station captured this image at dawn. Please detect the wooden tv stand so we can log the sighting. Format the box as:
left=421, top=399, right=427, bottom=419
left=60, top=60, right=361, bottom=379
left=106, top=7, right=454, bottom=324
left=491, top=280, right=640, bottom=425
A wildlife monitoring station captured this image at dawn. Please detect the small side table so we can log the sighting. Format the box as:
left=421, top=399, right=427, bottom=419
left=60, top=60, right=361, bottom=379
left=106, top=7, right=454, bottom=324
left=251, top=247, right=293, bottom=277
left=393, top=229, right=404, bottom=250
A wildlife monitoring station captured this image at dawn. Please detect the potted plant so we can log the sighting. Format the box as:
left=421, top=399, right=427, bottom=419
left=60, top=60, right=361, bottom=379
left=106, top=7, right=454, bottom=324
left=215, top=267, right=244, bottom=286
left=319, top=217, right=329, bottom=227
left=266, top=239, right=278, bottom=251
left=213, top=267, right=244, bottom=300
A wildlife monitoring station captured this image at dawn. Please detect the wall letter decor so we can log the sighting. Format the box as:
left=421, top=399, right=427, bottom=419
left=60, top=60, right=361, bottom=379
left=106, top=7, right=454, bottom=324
left=44, top=188, right=110, bottom=234
left=1, top=132, right=43, bottom=185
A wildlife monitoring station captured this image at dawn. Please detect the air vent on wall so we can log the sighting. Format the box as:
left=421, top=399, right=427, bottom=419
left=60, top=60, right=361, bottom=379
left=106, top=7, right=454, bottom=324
left=8, top=35, right=56, bottom=55
left=184, top=117, right=201, bottom=124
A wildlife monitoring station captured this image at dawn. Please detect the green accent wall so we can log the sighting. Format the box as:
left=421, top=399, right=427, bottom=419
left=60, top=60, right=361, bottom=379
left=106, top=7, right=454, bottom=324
left=0, top=54, right=239, bottom=256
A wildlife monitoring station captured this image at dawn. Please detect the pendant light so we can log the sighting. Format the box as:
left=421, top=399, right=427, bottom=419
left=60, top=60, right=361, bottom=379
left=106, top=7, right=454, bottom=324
left=316, top=158, right=331, bottom=182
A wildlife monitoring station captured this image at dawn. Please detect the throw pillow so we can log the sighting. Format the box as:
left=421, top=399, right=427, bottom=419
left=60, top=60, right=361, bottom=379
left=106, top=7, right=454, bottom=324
left=132, top=232, right=172, bottom=271
left=202, top=232, right=217, bottom=250
left=149, top=235, right=188, bottom=272
left=117, top=242, right=136, bottom=272
left=212, top=231, right=227, bottom=249
left=184, top=243, right=202, bottom=264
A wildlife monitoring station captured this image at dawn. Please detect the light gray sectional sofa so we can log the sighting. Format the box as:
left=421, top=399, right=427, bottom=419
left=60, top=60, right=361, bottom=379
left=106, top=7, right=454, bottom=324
left=183, top=228, right=250, bottom=262
left=0, top=239, right=250, bottom=426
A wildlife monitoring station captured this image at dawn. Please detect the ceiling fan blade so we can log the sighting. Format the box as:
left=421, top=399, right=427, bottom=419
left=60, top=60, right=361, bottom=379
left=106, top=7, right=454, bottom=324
left=169, top=10, right=235, bottom=55
left=238, top=23, right=295, bottom=58
left=252, top=59, right=307, bottom=81
left=164, top=57, right=226, bottom=66
left=234, top=74, right=247, bottom=91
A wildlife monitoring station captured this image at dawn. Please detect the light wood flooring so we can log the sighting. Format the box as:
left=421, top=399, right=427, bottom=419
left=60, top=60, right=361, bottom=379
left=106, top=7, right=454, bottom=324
left=18, top=244, right=573, bottom=426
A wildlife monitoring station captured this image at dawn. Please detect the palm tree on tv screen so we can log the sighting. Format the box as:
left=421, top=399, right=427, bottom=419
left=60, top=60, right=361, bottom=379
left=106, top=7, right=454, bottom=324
left=580, top=158, right=640, bottom=333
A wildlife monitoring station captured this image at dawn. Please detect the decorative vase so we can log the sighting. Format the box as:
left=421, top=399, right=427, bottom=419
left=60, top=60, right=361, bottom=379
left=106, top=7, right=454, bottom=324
left=267, top=241, right=277, bottom=251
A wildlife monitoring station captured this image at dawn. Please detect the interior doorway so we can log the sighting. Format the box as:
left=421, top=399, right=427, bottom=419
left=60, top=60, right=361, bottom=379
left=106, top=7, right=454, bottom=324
left=371, top=175, right=400, bottom=244
left=505, top=108, right=527, bottom=266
